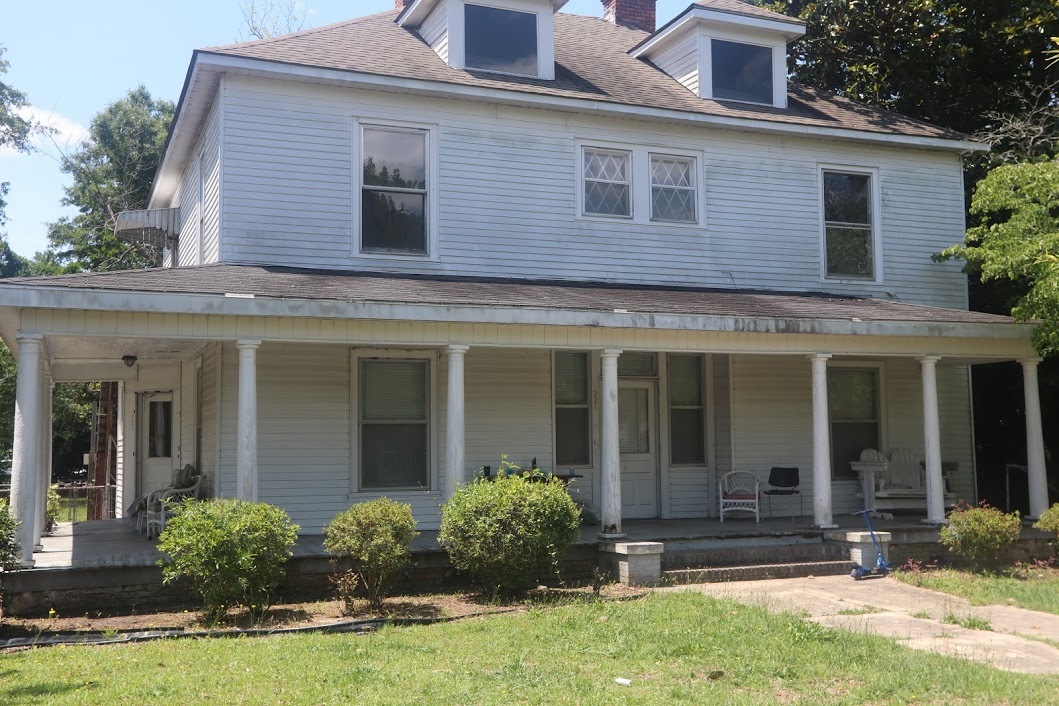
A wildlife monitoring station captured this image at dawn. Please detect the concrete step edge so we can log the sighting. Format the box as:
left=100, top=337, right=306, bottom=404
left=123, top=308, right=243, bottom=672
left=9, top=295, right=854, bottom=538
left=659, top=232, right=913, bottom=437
left=662, top=560, right=853, bottom=584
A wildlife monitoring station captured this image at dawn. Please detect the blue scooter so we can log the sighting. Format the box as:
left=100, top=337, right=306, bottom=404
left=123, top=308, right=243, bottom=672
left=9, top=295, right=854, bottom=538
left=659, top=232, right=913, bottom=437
left=850, top=509, right=891, bottom=580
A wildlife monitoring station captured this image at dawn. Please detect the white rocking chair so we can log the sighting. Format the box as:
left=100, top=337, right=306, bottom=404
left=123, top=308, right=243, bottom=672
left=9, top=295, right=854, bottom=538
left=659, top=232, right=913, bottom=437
left=719, top=470, right=760, bottom=523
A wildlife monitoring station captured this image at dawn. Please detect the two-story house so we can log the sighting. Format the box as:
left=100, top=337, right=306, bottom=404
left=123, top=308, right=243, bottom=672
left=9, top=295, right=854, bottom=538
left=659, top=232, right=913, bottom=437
left=1, top=0, right=1049, bottom=566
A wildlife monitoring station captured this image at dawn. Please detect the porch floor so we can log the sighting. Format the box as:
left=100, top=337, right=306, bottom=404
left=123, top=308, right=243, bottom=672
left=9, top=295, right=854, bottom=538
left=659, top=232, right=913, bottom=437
left=31, top=514, right=927, bottom=571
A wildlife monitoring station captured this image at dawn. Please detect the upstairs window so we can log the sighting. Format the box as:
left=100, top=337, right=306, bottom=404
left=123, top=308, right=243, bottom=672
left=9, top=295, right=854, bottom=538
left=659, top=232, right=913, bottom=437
left=711, top=39, right=773, bottom=105
left=650, top=154, right=697, bottom=223
left=465, top=4, right=538, bottom=77
left=583, top=148, right=632, bottom=218
left=361, top=126, right=428, bottom=255
left=823, top=170, right=875, bottom=279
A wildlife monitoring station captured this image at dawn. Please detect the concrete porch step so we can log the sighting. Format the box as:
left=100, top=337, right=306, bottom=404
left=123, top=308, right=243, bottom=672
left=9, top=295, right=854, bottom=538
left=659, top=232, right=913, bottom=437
left=662, top=540, right=848, bottom=570
left=664, top=560, right=853, bottom=585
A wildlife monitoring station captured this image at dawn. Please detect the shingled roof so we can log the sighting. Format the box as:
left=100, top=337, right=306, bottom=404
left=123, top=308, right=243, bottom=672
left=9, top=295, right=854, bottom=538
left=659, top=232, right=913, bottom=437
left=201, top=9, right=965, bottom=142
left=693, top=0, right=804, bottom=26
left=3, top=264, right=1014, bottom=327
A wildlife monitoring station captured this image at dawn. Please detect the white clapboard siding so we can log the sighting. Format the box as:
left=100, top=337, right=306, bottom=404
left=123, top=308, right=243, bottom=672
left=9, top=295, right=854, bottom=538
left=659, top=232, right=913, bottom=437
left=173, top=97, right=221, bottom=266
left=729, top=355, right=975, bottom=518
left=651, top=30, right=699, bottom=96
left=420, top=1, right=449, bottom=62
left=176, top=156, right=199, bottom=266
left=199, top=344, right=219, bottom=496
left=213, top=77, right=969, bottom=309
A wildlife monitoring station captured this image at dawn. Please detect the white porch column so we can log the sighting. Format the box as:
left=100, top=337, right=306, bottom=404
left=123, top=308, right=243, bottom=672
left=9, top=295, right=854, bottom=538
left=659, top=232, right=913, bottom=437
left=10, top=333, right=43, bottom=566
left=33, top=375, right=52, bottom=549
left=919, top=356, right=946, bottom=525
left=444, top=345, right=469, bottom=501
left=1023, top=358, right=1049, bottom=519
left=236, top=340, right=261, bottom=502
left=599, top=348, right=624, bottom=538
left=809, top=353, right=837, bottom=528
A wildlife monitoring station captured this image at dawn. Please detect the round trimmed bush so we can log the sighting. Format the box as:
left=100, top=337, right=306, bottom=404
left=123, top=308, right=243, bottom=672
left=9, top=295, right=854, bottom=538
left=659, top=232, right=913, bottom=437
left=0, top=499, right=19, bottom=570
left=439, top=473, right=581, bottom=596
left=157, top=499, right=299, bottom=620
left=939, top=502, right=1021, bottom=568
left=324, top=498, right=418, bottom=611
left=1034, top=503, right=1059, bottom=546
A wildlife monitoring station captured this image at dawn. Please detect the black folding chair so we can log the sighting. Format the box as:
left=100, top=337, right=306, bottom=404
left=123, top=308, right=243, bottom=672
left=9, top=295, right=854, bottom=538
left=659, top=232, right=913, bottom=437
left=762, top=466, right=802, bottom=520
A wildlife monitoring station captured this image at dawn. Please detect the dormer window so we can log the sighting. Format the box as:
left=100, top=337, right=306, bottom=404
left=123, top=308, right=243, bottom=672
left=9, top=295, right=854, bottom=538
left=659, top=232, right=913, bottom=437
left=711, top=39, right=772, bottom=105
left=465, top=4, right=538, bottom=76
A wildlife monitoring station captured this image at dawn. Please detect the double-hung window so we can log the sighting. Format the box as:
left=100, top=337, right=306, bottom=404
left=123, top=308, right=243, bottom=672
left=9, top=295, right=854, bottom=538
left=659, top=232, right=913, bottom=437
left=668, top=355, right=706, bottom=465
left=583, top=148, right=632, bottom=218
left=360, top=125, right=429, bottom=255
left=554, top=352, right=591, bottom=466
left=360, top=359, right=430, bottom=489
left=828, top=367, right=881, bottom=480
left=581, top=145, right=702, bottom=225
left=823, top=169, right=876, bottom=279
left=651, top=154, right=696, bottom=223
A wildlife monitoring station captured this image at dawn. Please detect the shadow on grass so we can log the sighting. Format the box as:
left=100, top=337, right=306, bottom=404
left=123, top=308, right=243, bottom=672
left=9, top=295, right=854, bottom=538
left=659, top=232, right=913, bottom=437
left=4, top=680, right=93, bottom=704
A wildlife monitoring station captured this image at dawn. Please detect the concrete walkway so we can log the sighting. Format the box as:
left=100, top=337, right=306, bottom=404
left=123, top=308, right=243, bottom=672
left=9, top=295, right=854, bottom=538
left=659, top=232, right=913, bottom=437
left=672, top=575, right=1059, bottom=674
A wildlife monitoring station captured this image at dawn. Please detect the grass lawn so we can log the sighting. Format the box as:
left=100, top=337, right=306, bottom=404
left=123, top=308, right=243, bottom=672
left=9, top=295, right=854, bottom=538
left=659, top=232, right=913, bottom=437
left=893, top=565, right=1059, bottom=615
left=4, top=592, right=1058, bottom=705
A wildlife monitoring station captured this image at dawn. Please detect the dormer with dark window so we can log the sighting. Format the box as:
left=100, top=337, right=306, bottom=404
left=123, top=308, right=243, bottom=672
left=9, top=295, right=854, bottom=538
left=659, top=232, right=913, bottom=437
left=396, top=0, right=569, bottom=80
left=630, top=0, right=805, bottom=109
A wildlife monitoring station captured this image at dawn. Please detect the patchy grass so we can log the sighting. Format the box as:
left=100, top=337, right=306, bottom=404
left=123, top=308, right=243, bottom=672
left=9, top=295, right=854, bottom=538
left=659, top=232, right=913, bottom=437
left=3, top=592, right=1058, bottom=705
left=942, top=613, right=993, bottom=631
left=836, top=605, right=882, bottom=616
left=895, top=564, right=1059, bottom=615
left=911, top=610, right=932, bottom=620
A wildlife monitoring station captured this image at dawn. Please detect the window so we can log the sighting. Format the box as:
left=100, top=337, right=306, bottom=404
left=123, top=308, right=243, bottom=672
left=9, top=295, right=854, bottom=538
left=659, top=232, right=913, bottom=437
left=828, top=368, right=880, bottom=480
left=361, top=126, right=428, bottom=254
left=651, top=154, right=696, bottom=223
left=583, top=148, right=632, bottom=218
left=823, top=170, right=875, bottom=279
left=712, top=39, right=773, bottom=105
left=618, top=352, right=657, bottom=378
left=360, top=360, right=429, bottom=489
left=669, top=355, right=705, bottom=465
left=555, top=352, right=590, bottom=466
left=148, top=400, right=172, bottom=458
left=618, top=387, right=650, bottom=454
left=464, top=4, right=538, bottom=76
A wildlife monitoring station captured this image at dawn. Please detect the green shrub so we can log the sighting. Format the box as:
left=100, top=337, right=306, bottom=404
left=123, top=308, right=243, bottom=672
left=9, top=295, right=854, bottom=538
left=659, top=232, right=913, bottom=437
left=439, top=472, right=581, bottom=596
left=157, top=499, right=299, bottom=621
left=0, top=499, right=21, bottom=621
left=324, top=498, right=418, bottom=612
left=939, top=502, right=1022, bottom=568
left=1034, top=503, right=1059, bottom=546
left=46, top=486, right=60, bottom=531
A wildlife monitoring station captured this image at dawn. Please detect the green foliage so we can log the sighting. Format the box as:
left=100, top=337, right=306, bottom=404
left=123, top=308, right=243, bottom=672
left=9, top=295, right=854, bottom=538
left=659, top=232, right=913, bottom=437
left=46, top=85, right=174, bottom=272
left=439, top=472, right=581, bottom=596
left=45, top=486, right=60, bottom=532
left=157, top=499, right=299, bottom=621
left=323, top=498, right=418, bottom=612
left=0, top=499, right=20, bottom=570
left=1034, top=503, right=1059, bottom=544
left=937, top=158, right=1059, bottom=353
left=939, top=503, right=1023, bottom=567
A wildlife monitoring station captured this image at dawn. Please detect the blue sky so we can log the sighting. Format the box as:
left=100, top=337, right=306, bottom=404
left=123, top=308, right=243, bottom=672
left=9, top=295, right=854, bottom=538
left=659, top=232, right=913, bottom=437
left=0, top=0, right=692, bottom=259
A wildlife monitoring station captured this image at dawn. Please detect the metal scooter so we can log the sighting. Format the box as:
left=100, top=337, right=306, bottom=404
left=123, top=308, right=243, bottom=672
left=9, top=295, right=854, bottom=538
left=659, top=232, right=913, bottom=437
left=850, top=508, right=891, bottom=580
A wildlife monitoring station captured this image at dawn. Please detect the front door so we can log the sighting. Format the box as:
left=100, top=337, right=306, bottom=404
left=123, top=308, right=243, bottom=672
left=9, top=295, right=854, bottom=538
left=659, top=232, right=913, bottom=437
left=138, top=392, right=175, bottom=494
left=618, top=381, right=658, bottom=518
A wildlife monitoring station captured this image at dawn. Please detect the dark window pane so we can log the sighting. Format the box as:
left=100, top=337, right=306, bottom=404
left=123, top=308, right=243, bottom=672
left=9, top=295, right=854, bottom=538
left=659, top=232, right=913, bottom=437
left=362, top=361, right=427, bottom=420
left=828, top=369, right=878, bottom=421
left=617, top=352, right=656, bottom=378
left=555, top=352, right=588, bottom=405
left=556, top=407, right=590, bottom=466
left=712, top=39, right=773, bottom=104
left=826, top=227, right=873, bottom=277
left=824, top=172, right=870, bottom=224
left=669, top=355, right=702, bottom=407
left=465, top=4, right=538, bottom=76
left=362, top=423, right=428, bottom=488
left=363, top=128, right=426, bottom=189
left=831, top=422, right=879, bottom=480
left=362, top=190, right=426, bottom=252
left=670, top=409, right=705, bottom=465
left=148, top=400, right=172, bottom=458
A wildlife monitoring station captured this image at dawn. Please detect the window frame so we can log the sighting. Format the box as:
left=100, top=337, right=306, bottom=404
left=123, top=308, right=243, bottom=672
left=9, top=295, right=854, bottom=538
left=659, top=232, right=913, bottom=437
left=708, top=38, right=775, bottom=107
left=819, top=164, right=883, bottom=283
left=463, top=2, right=540, bottom=78
left=649, top=152, right=698, bottom=224
left=552, top=350, right=593, bottom=470
left=666, top=354, right=708, bottom=468
left=352, top=119, right=440, bottom=261
left=447, top=0, right=555, bottom=80
left=349, top=348, right=440, bottom=495
left=581, top=146, right=634, bottom=220
left=700, top=31, right=788, bottom=109
left=575, top=141, right=706, bottom=228
left=827, top=361, right=886, bottom=481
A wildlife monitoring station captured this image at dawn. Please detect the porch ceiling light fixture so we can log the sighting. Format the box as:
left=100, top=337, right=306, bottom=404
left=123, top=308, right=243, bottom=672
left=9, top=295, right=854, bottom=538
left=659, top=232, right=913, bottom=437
left=122, top=355, right=138, bottom=368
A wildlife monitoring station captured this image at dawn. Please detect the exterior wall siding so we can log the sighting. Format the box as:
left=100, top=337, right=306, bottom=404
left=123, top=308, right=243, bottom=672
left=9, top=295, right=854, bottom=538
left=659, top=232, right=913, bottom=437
left=173, top=97, right=221, bottom=266
left=219, top=76, right=969, bottom=309
left=651, top=31, right=699, bottom=95
left=420, top=1, right=449, bottom=62
left=199, top=344, right=219, bottom=496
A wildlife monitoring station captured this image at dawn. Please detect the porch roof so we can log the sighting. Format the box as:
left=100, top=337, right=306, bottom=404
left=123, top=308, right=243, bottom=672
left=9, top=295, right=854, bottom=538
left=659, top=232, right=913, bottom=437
left=0, top=263, right=1028, bottom=337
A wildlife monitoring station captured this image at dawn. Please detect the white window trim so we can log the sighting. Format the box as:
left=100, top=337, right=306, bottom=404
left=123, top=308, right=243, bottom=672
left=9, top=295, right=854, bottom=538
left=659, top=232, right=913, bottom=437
left=447, top=0, right=556, bottom=81
left=818, top=164, right=884, bottom=284
left=349, top=348, right=440, bottom=496
left=698, top=28, right=788, bottom=109
left=351, top=118, right=440, bottom=261
left=827, top=360, right=888, bottom=481
left=552, top=350, right=594, bottom=470
left=575, top=140, right=707, bottom=228
left=581, top=146, right=634, bottom=221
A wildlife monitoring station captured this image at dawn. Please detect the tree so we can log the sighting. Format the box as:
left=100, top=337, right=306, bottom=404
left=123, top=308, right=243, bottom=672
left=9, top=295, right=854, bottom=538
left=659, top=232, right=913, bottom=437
left=239, top=0, right=306, bottom=41
left=45, top=86, right=174, bottom=272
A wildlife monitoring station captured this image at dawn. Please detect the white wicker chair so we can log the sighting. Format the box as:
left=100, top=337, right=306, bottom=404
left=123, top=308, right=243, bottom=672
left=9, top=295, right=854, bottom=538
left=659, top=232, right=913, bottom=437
left=719, top=470, right=760, bottom=523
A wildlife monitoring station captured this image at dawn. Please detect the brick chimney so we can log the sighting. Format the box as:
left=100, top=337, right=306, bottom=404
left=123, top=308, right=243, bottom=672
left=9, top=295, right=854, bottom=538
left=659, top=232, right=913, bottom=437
left=602, top=0, right=656, bottom=32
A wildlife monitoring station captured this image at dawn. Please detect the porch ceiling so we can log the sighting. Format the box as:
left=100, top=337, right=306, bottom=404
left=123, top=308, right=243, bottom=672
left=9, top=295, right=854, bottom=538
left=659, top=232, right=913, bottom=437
left=47, top=336, right=205, bottom=362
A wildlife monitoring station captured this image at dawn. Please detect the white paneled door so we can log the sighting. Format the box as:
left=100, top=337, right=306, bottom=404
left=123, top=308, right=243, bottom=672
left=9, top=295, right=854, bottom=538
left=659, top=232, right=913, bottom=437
left=618, top=381, right=659, bottom=518
left=139, top=391, right=175, bottom=495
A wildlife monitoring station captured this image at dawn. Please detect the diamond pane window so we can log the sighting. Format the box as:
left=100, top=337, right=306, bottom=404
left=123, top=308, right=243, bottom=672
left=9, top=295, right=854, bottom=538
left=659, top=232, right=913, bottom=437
left=583, top=148, right=631, bottom=218
left=823, top=171, right=874, bottom=278
left=651, top=154, right=696, bottom=223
